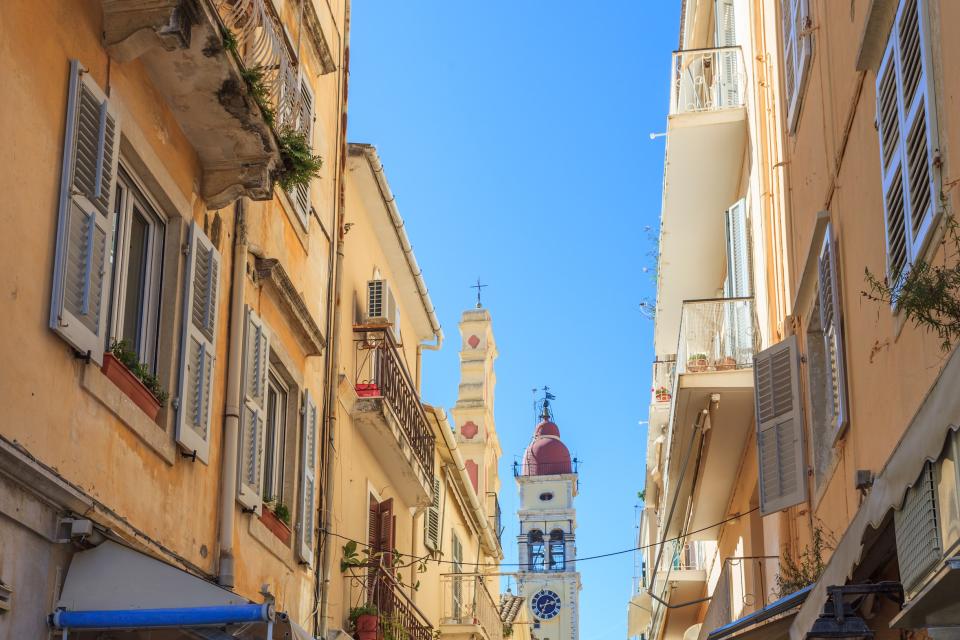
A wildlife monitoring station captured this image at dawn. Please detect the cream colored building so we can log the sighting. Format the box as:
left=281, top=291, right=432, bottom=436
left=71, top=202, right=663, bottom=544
left=0, top=0, right=347, bottom=637
left=634, top=2, right=960, bottom=640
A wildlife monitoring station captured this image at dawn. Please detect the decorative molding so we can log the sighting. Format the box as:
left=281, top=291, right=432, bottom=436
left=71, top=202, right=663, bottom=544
left=254, top=258, right=326, bottom=355
left=303, top=0, right=338, bottom=74
left=461, top=421, right=479, bottom=439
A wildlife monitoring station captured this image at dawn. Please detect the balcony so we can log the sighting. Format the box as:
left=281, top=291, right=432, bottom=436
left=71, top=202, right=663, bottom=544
left=660, top=299, right=757, bottom=542
left=647, top=540, right=709, bottom=640
left=651, top=359, right=677, bottom=424
left=365, top=565, right=435, bottom=640
left=440, top=574, right=503, bottom=640
left=350, top=327, right=436, bottom=507
left=654, top=46, right=748, bottom=356
left=100, top=0, right=305, bottom=208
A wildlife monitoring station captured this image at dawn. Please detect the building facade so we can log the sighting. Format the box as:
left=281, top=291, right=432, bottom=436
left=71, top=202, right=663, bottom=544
left=633, top=2, right=960, bottom=640
left=516, top=405, right=581, bottom=640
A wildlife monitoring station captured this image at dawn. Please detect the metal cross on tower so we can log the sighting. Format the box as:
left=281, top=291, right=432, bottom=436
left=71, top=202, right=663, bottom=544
left=470, top=278, right=488, bottom=308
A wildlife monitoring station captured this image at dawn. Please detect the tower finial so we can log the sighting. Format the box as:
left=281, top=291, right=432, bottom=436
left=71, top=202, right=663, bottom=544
left=539, top=386, right=555, bottom=421
left=470, top=278, right=488, bottom=308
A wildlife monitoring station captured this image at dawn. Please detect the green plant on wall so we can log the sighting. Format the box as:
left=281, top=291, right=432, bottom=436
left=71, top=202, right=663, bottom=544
left=864, top=215, right=960, bottom=352
left=380, top=612, right=410, bottom=640
left=240, top=66, right=276, bottom=126
left=267, top=500, right=290, bottom=525
left=275, top=126, right=323, bottom=191
left=774, top=524, right=833, bottom=597
left=109, top=340, right=168, bottom=404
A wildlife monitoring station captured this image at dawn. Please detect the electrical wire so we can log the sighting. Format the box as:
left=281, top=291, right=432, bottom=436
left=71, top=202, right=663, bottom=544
left=322, top=506, right=759, bottom=570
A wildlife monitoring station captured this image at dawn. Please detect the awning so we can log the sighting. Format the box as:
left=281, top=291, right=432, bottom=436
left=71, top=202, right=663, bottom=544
left=707, top=585, right=812, bottom=640
left=51, top=541, right=313, bottom=640
left=628, top=592, right=654, bottom=637
left=789, top=344, right=960, bottom=640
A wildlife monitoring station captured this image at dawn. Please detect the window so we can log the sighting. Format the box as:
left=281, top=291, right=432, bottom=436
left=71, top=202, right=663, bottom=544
left=877, top=0, right=939, bottom=285
left=288, top=80, right=314, bottom=227
left=262, top=371, right=288, bottom=502
left=780, top=0, right=812, bottom=132
left=108, top=168, right=165, bottom=371
left=529, top=530, right=545, bottom=571
left=549, top=530, right=566, bottom=571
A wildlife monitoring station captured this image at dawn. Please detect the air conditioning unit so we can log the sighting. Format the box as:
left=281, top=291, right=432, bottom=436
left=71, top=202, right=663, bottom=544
left=366, top=279, right=400, bottom=341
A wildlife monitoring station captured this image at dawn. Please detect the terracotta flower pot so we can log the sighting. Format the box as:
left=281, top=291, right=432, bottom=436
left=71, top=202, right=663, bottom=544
left=687, top=358, right=708, bottom=373
left=715, top=356, right=738, bottom=371
left=355, top=613, right=379, bottom=640
left=101, top=353, right=161, bottom=421
left=259, top=508, right=292, bottom=544
left=355, top=383, right=381, bottom=398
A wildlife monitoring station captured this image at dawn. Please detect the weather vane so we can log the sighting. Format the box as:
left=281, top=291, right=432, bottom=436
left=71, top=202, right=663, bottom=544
left=539, top=385, right=556, bottom=420
left=470, top=278, right=488, bottom=308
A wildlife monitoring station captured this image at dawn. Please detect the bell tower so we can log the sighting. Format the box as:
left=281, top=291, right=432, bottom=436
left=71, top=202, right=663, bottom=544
left=515, top=397, right=581, bottom=640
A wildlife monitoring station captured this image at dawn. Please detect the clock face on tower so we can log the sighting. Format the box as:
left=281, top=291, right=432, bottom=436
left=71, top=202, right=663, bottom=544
left=531, top=589, right=562, bottom=620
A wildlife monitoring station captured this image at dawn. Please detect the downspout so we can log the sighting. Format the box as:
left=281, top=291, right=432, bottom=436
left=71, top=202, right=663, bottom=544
left=432, top=408, right=500, bottom=558
left=317, top=0, right=350, bottom=633
left=218, top=199, right=248, bottom=587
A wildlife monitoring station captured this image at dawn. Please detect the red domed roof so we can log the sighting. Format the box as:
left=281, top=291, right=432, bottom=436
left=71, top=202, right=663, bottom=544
left=522, top=419, right=572, bottom=476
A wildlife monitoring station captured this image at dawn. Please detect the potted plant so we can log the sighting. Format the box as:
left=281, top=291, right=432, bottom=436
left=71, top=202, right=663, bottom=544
left=654, top=386, right=671, bottom=402
left=349, top=604, right=380, bottom=640
left=686, top=353, right=708, bottom=373
left=102, top=340, right=168, bottom=420
left=260, top=499, right=292, bottom=544
left=716, top=356, right=738, bottom=371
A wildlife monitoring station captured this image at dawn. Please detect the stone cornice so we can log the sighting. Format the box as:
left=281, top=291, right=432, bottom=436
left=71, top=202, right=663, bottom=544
left=254, top=258, right=326, bottom=355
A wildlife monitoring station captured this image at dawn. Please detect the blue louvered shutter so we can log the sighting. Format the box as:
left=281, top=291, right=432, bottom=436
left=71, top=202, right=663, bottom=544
left=817, top=224, right=848, bottom=437
left=49, top=60, right=121, bottom=364
left=175, top=222, right=221, bottom=463
left=237, top=307, right=270, bottom=513
left=877, top=0, right=939, bottom=287
left=754, top=336, right=807, bottom=514
left=297, top=389, right=319, bottom=563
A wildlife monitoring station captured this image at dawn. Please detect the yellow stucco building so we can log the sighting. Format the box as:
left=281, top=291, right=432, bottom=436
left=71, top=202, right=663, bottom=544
left=634, top=2, right=960, bottom=640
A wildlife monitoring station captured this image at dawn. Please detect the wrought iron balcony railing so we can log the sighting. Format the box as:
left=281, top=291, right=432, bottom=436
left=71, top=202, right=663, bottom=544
left=670, top=46, right=746, bottom=115
left=487, top=492, right=503, bottom=548
left=676, top=298, right=758, bottom=375
left=216, top=0, right=303, bottom=130
left=367, top=565, right=435, bottom=640
left=354, top=327, right=436, bottom=480
left=441, top=574, right=503, bottom=640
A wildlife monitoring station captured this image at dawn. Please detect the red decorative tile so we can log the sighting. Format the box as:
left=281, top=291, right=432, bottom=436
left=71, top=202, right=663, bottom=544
left=467, top=334, right=480, bottom=349
left=461, top=421, right=479, bottom=439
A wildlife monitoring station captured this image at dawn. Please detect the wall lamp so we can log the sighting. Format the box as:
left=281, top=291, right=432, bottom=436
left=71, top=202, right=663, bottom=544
left=806, top=582, right=903, bottom=640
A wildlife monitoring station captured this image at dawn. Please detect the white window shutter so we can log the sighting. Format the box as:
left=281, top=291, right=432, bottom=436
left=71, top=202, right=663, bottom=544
left=175, top=221, right=221, bottom=463
left=817, top=224, right=848, bottom=438
left=715, top=0, right=739, bottom=107
left=49, top=60, right=121, bottom=364
left=754, top=335, right=807, bottom=514
left=290, top=80, right=314, bottom=225
left=724, top=199, right=752, bottom=297
left=297, top=389, right=319, bottom=564
left=782, top=0, right=812, bottom=133
left=895, top=462, right=942, bottom=593
left=878, top=0, right=939, bottom=284
left=424, top=476, right=441, bottom=551
left=237, top=307, right=270, bottom=513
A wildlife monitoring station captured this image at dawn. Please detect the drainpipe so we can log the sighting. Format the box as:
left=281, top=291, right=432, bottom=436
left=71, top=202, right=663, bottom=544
left=218, top=199, right=248, bottom=587
left=317, top=0, right=350, bottom=633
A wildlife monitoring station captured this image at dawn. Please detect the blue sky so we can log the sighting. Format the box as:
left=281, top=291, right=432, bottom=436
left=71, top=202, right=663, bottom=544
left=348, top=3, right=678, bottom=637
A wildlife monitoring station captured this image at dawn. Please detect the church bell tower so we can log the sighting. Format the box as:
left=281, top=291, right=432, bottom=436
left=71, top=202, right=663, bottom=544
left=515, top=398, right=581, bottom=640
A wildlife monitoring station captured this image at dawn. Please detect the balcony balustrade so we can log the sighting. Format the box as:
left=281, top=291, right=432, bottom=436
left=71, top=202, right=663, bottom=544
left=676, top=298, right=758, bottom=375
left=487, top=492, right=503, bottom=550
left=651, top=359, right=677, bottom=406
left=366, top=565, right=435, bottom=640
left=440, top=574, right=503, bottom=640
left=670, top=46, right=746, bottom=116
left=351, top=327, right=435, bottom=506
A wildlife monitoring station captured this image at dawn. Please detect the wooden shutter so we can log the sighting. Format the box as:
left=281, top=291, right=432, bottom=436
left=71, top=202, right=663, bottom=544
left=878, top=0, right=939, bottom=285
left=175, top=221, right=221, bottom=463
left=49, top=60, right=121, bottom=364
left=291, top=80, right=314, bottom=225
left=817, top=225, right=848, bottom=438
left=754, top=335, right=807, bottom=514
left=895, top=462, right=941, bottom=593
left=424, top=476, right=441, bottom=551
left=781, top=0, right=812, bottom=133
left=297, top=389, right=318, bottom=564
left=379, top=498, right=395, bottom=567
left=237, top=307, right=269, bottom=513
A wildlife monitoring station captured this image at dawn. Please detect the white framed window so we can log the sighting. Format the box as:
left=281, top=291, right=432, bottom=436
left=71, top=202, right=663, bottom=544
left=108, top=167, right=166, bottom=371
left=262, top=370, right=289, bottom=503
left=877, top=0, right=940, bottom=287
left=780, top=0, right=812, bottom=133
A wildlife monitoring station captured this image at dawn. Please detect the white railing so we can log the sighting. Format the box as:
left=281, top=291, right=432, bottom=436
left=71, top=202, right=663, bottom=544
left=651, top=359, right=676, bottom=405
left=676, top=298, right=758, bottom=375
left=216, top=0, right=301, bottom=129
left=670, top=47, right=745, bottom=115
left=441, top=574, right=503, bottom=640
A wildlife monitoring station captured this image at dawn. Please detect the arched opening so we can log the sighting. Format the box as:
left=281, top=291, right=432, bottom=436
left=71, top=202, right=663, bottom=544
left=528, top=530, right=545, bottom=571
left=549, top=529, right=566, bottom=571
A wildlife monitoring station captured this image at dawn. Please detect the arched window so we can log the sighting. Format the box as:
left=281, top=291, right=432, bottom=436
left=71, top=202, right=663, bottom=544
left=528, top=530, right=545, bottom=571
left=549, top=529, right=566, bottom=571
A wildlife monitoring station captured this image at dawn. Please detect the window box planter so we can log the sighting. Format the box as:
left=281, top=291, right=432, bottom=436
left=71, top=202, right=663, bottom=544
left=259, top=508, right=292, bottom=545
left=654, top=387, right=671, bottom=402
left=686, top=355, right=709, bottom=373
left=101, top=353, right=161, bottom=421
left=715, top=356, right=738, bottom=371
left=355, top=383, right=381, bottom=398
